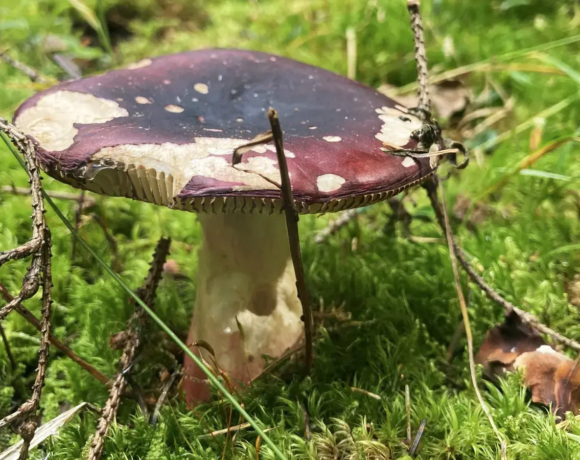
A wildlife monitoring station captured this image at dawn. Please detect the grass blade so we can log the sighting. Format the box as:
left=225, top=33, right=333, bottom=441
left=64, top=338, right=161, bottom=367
left=0, top=133, right=287, bottom=460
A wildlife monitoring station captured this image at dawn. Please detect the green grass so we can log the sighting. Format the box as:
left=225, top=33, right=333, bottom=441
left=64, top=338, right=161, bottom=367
left=1, top=0, right=580, bottom=458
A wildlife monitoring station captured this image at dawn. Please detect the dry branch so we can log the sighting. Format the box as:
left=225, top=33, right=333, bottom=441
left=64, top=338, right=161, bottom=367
left=267, top=108, right=313, bottom=374
left=406, top=1, right=430, bottom=111
left=87, top=237, right=171, bottom=460
left=1, top=186, right=96, bottom=206
left=0, top=118, right=54, bottom=460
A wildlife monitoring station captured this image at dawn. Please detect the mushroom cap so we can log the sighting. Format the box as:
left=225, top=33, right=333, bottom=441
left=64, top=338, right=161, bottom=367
left=14, top=49, right=434, bottom=214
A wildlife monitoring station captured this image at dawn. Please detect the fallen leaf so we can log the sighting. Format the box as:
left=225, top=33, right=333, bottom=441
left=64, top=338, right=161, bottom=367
left=0, top=403, right=87, bottom=460
left=378, top=79, right=470, bottom=119
left=514, top=347, right=580, bottom=417
left=476, top=311, right=545, bottom=381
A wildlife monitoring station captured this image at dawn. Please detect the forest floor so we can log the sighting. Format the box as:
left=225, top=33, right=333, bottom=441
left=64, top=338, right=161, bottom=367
left=1, top=0, right=580, bottom=458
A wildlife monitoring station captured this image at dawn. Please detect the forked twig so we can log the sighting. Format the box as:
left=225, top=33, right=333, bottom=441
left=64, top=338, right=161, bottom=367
left=0, top=282, right=111, bottom=386
left=0, top=118, right=55, bottom=459
left=87, top=237, right=171, bottom=460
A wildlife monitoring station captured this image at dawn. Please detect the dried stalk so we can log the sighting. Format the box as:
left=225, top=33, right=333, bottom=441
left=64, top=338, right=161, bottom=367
left=406, top=1, right=430, bottom=111
left=266, top=108, right=313, bottom=374
left=437, top=179, right=507, bottom=458
left=0, top=50, right=47, bottom=83
left=0, top=117, right=56, bottom=459
left=423, top=178, right=580, bottom=352
left=87, top=237, right=171, bottom=460
left=0, top=282, right=111, bottom=386
left=231, top=111, right=314, bottom=374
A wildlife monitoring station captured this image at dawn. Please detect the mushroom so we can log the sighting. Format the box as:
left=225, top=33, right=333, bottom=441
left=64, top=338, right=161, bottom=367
left=13, top=49, right=436, bottom=404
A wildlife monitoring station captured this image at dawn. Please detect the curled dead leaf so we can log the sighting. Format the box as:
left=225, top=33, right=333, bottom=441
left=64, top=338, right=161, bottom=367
left=477, top=312, right=580, bottom=417
left=476, top=310, right=545, bottom=381
left=378, top=80, right=470, bottom=119
left=515, top=348, right=580, bottom=418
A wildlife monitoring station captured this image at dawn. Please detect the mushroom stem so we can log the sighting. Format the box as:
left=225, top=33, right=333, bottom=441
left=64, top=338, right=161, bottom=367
left=183, top=212, right=303, bottom=404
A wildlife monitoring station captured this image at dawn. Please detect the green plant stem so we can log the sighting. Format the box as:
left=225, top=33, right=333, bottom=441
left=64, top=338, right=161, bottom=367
left=0, top=132, right=287, bottom=460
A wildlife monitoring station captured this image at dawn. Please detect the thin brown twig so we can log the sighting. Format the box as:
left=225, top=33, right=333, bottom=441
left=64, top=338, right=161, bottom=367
left=0, top=323, right=16, bottom=371
left=436, top=178, right=506, bottom=458
left=314, top=209, right=360, bottom=244
left=0, top=50, right=47, bottom=83
left=267, top=108, right=313, bottom=374
left=71, top=191, right=86, bottom=262
left=1, top=185, right=96, bottom=206
left=405, top=384, right=412, bottom=445
left=0, top=117, right=56, bottom=460
left=231, top=112, right=314, bottom=374
left=0, top=282, right=111, bottom=386
left=406, top=0, right=430, bottom=111
left=87, top=237, right=171, bottom=460
left=423, top=178, right=580, bottom=352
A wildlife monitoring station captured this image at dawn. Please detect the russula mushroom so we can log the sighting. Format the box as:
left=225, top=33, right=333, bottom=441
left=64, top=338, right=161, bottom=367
left=14, top=49, right=437, bottom=404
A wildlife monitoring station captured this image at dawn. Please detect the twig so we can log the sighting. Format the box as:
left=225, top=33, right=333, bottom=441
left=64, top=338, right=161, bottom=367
left=87, top=237, right=171, bottom=460
left=0, top=325, right=17, bottom=384
left=409, top=419, right=426, bottom=457
left=436, top=178, right=507, bottom=458
left=0, top=282, right=111, bottom=386
left=267, top=108, right=313, bottom=374
left=0, top=118, right=56, bottom=460
left=350, top=387, right=381, bottom=400
left=1, top=186, right=96, bottom=206
left=314, top=209, right=361, bottom=244
left=405, top=384, right=412, bottom=445
left=150, top=369, right=180, bottom=427
left=423, top=178, right=580, bottom=352
left=231, top=111, right=314, bottom=374
left=406, top=1, right=430, bottom=111
left=71, top=191, right=86, bottom=262
left=300, top=404, right=311, bottom=441
left=0, top=50, right=47, bottom=83
left=346, top=27, right=357, bottom=80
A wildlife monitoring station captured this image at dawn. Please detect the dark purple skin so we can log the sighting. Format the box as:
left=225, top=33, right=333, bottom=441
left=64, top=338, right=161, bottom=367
left=14, top=49, right=433, bottom=207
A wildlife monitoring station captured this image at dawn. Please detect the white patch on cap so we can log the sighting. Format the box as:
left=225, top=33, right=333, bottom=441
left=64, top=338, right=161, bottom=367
left=127, top=59, right=152, bottom=69
left=15, top=90, right=129, bottom=152
left=265, top=145, right=295, bottom=158
left=375, top=106, right=422, bottom=147
left=135, top=96, right=152, bottom=104
left=402, top=156, right=416, bottom=168
left=91, top=137, right=260, bottom=196
left=535, top=345, right=558, bottom=355
left=323, top=136, right=342, bottom=143
left=316, top=174, right=345, bottom=192
left=252, top=146, right=267, bottom=154
left=165, top=104, right=184, bottom=113
left=194, top=83, right=209, bottom=94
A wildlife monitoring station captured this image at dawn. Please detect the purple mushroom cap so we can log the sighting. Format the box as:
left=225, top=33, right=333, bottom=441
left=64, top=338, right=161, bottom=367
left=14, top=49, right=434, bottom=214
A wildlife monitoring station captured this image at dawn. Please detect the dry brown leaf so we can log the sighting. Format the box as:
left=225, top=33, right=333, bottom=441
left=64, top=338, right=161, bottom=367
left=477, top=312, right=580, bottom=417
left=378, top=80, right=470, bottom=119
left=514, top=348, right=580, bottom=417
left=476, top=311, right=545, bottom=381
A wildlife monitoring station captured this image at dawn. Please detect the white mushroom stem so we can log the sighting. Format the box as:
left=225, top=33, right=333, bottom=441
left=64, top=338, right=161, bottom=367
left=184, top=212, right=303, bottom=403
